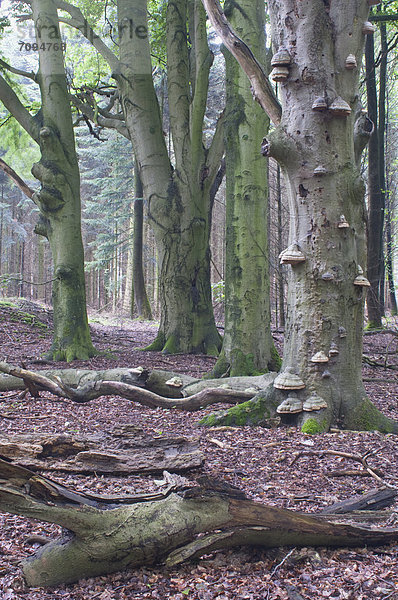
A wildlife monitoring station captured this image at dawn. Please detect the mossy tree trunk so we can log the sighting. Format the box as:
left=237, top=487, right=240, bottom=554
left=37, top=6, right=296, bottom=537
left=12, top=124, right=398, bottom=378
left=0, top=0, right=95, bottom=361
left=212, top=0, right=279, bottom=377
left=31, top=0, right=95, bottom=360
left=110, top=0, right=223, bottom=353
left=203, top=0, right=398, bottom=432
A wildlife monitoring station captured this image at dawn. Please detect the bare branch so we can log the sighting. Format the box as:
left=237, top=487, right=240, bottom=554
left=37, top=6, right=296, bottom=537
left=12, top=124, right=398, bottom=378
left=201, top=0, right=282, bottom=124
left=0, top=158, right=35, bottom=198
left=0, top=58, right=36, bottom=81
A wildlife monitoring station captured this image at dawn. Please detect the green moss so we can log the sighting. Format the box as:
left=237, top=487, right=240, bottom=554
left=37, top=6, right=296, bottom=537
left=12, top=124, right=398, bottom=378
left=301, top=418, right=327, bottom=435
left=210, top=351, right=230, bottom=378
left=269, top=345, right=282, bottom=372
left=144, top=332, right=166, bottom=352
left=230, top=350, right=265, bottom=377
left=198, top=391, right=279, bottom=428
left=365, top=321, right=384, bottom=332
left=0, top=300, right=17, bottom=308
left=345, top=397, right=398, bottom=433
left=162, top=335, right=179, bottom=355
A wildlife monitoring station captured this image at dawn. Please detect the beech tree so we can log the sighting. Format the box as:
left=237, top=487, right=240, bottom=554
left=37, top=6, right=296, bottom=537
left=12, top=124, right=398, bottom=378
left=56, top=0, right=224, bottom=354
left=212, top=0, right=279, bottom=377
left=202, top=0, right=398, bottom=433
left=0, top=0, right=95, bottom=360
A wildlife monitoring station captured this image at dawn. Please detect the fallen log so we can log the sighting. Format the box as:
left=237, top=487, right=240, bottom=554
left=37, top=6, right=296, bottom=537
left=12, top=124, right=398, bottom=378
left=0, top=458, right=397, bottom=587
left=0, top=424, right=204, bottom=473
left=0, top=362, right=257, bottom=409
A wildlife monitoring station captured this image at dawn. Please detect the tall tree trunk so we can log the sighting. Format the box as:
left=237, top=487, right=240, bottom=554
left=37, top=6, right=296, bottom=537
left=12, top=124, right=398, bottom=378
left=276, top=164, right=286, bottom=328
left=203, top=0, right=398, bottom=432
left=132, top=167, right=153, bottom=320
left=365, top=32, right=384, bottom=329
left=213, top=0, right=279, bottom=376
left=115, top=0, right=222, bottom=354
left=380, top=22, right=397, bottom=316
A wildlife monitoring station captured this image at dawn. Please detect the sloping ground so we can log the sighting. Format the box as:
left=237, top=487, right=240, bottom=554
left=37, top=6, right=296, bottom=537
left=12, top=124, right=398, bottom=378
left=0, top=300, right=397, bottom=600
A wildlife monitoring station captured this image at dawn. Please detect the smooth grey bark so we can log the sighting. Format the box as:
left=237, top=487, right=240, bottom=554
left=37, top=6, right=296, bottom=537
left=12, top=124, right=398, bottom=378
left=0, top=0, right=95, bottom=361
left=58, top=0, right=223, bottom=355
left=212, top=0, right=279, bottom=377
left=203, top=0, right=398, bottom=433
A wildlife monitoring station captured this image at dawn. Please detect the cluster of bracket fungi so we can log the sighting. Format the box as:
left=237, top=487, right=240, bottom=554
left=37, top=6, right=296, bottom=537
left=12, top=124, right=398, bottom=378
left=272, top=0, right=378, bottom=417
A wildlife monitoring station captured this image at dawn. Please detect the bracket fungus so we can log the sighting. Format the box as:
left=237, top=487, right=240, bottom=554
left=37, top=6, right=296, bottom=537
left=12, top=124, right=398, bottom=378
left=303, top=393, right=328, bottom=412
left=277, top=393, right=303, bottom=414
left=271, top=48, right=292, bottom=67
left=312, top=96, right=328, bottom=112
left=338, top=326, right=347, bottom=338
left=311, top=351, right=329, bottom=364
left=165, top=377, right=184, bottom=388
left=354, top=274, right=371, bottom=287
left=362, top=21, right=376, bottom=35
left=329, top=97, right=352, bottom=117
left=337, top=215, right=350, bottom=228
left=314, top=165, right=327, bottom=176
left=279, top=244, right=306, bottom=265
left=271, top=66, right=289, bottom=82
left=329, top=343, right=339, bottom=357
left=345, top=54, right=357, bottom=70
left=321, top=272, right=335, bottom=282
left=273, top=368, right=306, bottom=391
left=321, top=370, right=331, bottom=379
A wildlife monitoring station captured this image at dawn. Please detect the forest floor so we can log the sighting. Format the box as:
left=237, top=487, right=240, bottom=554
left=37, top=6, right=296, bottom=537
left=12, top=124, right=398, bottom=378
left=0, top=299, right=397, bottom=600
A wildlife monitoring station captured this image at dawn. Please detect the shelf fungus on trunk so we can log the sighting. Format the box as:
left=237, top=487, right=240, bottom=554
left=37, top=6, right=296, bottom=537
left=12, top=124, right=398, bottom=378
left=354, top=265, right=371, bottom=287
left=279, top=244, right=306, bottom=266
left=303, top=393, right=328, bottom=411
left=276, top=393, right=303, bottom=414
left=362, top=21, right=376, bottom=35
left=337, top=215, right=350, bottom=229
left=328, top=343, right=339, bottom=358
left=273, top=368, right=306, bottom=391
left=312, top=96, right=328, bottom=112
left=270, top=66, right=289, bottom=83
left=321, top=271, right=335, bottom=282
left=345, top=54, right=357, bottom=70
left=311, top=351, right=329, bottom=364
left=271, top=48, right=292, bottom=67
left=313, top=165, right=327, bottom=176
left=165, top=377, right=184, bottom=389
left=329, top=97, right=352, bottom=117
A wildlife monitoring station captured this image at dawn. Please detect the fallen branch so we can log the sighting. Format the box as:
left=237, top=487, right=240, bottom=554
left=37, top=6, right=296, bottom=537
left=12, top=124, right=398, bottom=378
left=0, top=361, right=255, bottom=410
left=1, top=458, right=397, bottom=587
left=291, top=449, right=397, bottom=490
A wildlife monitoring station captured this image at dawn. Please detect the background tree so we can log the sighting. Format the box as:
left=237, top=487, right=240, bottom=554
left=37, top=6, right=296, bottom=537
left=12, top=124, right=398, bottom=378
left=0, top=0, right=95, bottom=360
left=212, top=0, right=279, bottom=377
left=58, top=0, right=225, bottom=355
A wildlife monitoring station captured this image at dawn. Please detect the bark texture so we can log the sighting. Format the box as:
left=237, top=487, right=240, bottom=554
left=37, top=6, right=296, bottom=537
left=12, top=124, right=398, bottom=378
left=114, top=0, right=222, bottom=354
left=262, top=0, right=395, bottom=432
left=0, top=426, right=204, bottom=473
left=212, top=0, right=279, bottom=377
left=203, top=0, right=398, bottom=432
left=0, top=459, right=397, bottom=587
left=31, top=0, right=95, bottom=360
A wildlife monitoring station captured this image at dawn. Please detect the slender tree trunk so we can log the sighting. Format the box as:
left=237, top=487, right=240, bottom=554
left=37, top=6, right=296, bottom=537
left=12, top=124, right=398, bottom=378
left=213, top=0, right=279, bottom=376
left=28, top=0, right=95, bottom=360
left=380, top=22, right=397, bottom=316
left=132, top=168, right=152, bottom=320
left=365, top=33, right=384, bottom=329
